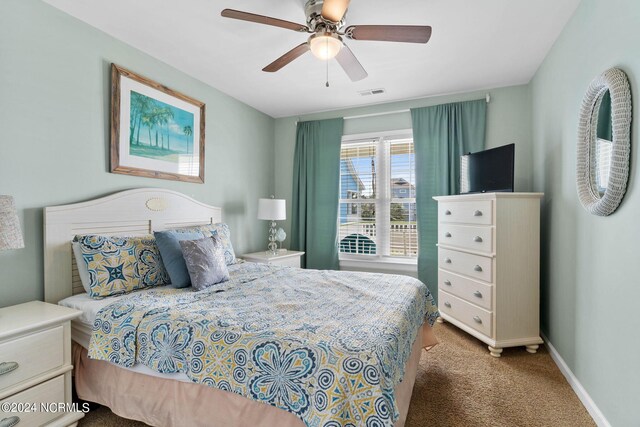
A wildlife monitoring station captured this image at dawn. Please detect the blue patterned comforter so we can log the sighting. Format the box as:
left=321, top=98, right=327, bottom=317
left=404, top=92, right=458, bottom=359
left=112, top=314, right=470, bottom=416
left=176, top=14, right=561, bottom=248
left=88, top=262, right=438, bottom=427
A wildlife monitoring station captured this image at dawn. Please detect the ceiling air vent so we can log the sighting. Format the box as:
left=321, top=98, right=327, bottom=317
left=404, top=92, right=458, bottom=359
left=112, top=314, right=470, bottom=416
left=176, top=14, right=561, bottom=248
left=358, top=88, right=386, bottom=96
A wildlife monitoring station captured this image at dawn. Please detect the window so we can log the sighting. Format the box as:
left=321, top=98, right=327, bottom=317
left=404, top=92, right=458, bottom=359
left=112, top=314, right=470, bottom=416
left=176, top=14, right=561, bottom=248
left=338, top=132, right=417, bottom=260
left=344, top=190, right=358, bottom=214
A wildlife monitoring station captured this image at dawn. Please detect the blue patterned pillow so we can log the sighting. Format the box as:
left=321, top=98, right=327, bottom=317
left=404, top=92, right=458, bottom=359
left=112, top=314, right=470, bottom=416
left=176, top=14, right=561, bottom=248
left=154, top=229, right=205, bottom=288
left=179, top=237, right=229, bottom=291
left=74, top=235, right=169, bottom=299
left=191, top=223, right=237, bottom=265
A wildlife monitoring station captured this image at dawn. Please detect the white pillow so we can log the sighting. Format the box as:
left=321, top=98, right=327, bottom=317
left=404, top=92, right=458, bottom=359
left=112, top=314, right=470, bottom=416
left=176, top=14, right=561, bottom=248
left=72, top=241, right=91, bottom=294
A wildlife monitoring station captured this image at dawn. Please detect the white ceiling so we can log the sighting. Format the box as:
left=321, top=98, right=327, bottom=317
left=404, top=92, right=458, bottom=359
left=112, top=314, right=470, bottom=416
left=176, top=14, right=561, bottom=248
left=43, top=0, right=581, bottom=118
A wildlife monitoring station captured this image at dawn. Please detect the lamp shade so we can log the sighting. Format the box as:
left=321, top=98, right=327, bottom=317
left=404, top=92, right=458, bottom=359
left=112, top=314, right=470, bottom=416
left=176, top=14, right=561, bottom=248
left=257, top=198, right=286, bottom=221
left=0, top=195, right=24, bottom=250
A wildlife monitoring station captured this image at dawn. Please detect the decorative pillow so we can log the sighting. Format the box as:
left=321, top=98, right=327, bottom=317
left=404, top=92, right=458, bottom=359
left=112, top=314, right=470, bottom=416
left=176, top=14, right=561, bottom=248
left=179, top=236, right=229, bottom=291
left=74, top=235, right=169, bottom=299
left=154, top=229, right=204, bottom=288
left=72, top=241, right=91, bottom=294
left=191, top=223, right=237, bottom=265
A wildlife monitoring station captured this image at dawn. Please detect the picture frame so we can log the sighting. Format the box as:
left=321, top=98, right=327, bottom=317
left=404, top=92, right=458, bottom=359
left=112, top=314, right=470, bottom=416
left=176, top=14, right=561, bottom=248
left=110, top=64, right=205, bottom=183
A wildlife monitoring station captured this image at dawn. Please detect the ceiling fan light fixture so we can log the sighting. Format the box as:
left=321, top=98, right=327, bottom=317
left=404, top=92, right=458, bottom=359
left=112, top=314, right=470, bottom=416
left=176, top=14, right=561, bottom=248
left=308, top=32, right=343, bottom=60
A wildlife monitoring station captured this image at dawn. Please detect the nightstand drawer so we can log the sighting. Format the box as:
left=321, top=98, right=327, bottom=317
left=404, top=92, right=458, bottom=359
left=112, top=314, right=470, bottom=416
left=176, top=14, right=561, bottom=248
left=438, top=200, right=493, bottom=225
left=0, top=326, right=64, bottom=393
left=0, top=374, right=65, bottom=426
left=438, top=224, right=493, bottom=254
left=275, top=256, right=301, bottom=268
left=439, top=269, right=493, bottom=310
left=438, top=247, right=493, bottom=283
left=439, top=291, right=493, bottom=338
left=242, top=251, right=304, bottom=268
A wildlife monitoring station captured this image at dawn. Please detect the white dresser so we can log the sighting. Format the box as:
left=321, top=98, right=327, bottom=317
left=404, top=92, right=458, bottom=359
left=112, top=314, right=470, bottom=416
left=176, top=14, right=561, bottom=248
left=0, top=301, right=83, bottom=426
left=433, top=193, right=543, bottom=357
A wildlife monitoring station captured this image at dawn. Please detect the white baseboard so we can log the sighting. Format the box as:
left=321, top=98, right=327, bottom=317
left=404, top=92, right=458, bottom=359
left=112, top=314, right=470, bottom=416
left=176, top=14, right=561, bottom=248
left=541, top=333, right=611, bottom=427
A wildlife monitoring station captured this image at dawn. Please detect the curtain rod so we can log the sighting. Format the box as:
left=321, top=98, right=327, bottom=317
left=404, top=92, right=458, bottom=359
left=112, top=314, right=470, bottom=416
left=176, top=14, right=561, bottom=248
left=344, top=109, right=409, bottom=120
left=296, top=93, right=491, bottom=124
left=343, top=93, right=491, bottom=121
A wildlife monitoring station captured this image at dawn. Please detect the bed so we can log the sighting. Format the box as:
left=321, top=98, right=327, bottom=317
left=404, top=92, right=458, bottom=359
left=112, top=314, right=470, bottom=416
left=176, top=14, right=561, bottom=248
left=44, top=188, right=438, bottom=427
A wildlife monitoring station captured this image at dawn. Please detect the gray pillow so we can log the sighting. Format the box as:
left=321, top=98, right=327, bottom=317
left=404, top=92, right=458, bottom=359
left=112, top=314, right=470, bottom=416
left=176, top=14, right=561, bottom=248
left=154, top=229, right=205, bottom=288
left=179, top=237, right=229, bottom=291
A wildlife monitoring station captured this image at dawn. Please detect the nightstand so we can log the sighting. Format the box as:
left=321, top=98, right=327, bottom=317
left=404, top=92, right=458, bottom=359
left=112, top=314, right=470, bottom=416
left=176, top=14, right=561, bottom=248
left=0, top=301, right=83, bottom=427
left=242, top=250, right=305, bottom=268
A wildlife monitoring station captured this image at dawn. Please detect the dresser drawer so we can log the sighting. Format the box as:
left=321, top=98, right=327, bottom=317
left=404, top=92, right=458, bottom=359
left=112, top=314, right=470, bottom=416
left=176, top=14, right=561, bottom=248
left=439, top=291, right=493, bottom=337
left=438, top=224, right=493, bottom=254
left=438, top=248, right=493, bottom=283
left=0, top=374, right=65, bottom=426
left=439, top=269, right=493, bottom=310
left=438, top=200, right=493, bottom=225
left=0, top=326, right=64, bottom=393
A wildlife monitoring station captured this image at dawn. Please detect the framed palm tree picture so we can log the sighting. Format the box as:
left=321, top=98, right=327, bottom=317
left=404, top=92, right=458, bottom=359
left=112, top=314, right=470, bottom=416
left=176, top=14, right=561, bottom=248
left=110, top=64, right=205, bottom=183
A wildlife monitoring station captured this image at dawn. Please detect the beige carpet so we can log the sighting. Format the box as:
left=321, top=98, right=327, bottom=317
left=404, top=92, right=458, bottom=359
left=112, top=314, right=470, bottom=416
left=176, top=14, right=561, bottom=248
left=405, top=323, right=595, bottom=427
left=78, top=322, right=595, bottom=427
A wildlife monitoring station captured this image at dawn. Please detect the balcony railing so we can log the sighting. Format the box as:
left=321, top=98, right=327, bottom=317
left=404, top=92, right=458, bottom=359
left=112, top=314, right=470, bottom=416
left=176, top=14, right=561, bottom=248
left=338, top=222, right=418, bottom=257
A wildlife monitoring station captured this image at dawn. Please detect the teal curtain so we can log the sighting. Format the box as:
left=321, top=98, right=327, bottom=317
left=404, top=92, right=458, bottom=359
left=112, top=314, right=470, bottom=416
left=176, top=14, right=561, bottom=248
left=291, top=118, right=344, bottom=270
left=411, top=100, right=487, bottom=301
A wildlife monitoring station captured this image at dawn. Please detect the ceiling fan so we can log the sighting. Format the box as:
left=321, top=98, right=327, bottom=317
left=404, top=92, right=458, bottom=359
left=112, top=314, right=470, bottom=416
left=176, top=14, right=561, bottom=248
left=221, top=0, right=432, bottom=82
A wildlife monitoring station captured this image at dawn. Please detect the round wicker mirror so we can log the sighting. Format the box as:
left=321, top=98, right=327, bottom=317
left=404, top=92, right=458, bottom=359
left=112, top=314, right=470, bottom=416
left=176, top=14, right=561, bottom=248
left=576, top=68, right=632, bottom=216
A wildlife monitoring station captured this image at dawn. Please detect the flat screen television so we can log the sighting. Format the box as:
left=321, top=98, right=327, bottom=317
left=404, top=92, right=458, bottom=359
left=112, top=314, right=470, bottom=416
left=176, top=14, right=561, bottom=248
left=460, top=144, right=515, bottom=194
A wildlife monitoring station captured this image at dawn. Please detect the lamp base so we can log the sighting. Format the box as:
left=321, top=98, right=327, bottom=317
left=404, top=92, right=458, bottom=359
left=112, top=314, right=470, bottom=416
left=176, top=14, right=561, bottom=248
left=266, top=221, right=278, bottom=255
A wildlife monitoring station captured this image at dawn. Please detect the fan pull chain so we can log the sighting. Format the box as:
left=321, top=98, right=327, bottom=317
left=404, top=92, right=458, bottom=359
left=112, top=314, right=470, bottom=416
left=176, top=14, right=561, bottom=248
left=326, top=60, right=330, bottom=87
left=325, top=37, right=330, bottom=87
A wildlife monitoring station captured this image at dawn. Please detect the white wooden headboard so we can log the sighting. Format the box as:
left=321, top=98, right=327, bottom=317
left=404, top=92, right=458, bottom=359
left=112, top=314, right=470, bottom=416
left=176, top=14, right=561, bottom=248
left=44, top=188, right=222, bottom=303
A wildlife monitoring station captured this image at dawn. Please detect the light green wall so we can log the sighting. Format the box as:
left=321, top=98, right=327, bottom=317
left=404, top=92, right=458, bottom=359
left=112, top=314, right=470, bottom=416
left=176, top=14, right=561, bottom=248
left=0, top=0, right=274, bottom=307
left=4, top=1, right=633, bottom=422
left=531, top=0, right=640, bottom=424
left=274, top=85, right=532, bottom=239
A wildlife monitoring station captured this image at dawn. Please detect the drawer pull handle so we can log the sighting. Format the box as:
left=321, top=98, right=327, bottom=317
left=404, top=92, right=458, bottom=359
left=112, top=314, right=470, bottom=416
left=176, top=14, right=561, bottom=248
left=445, top=232, right=452, bottom=238
left=473, top=316, right=483, bottom=324
left=473, top=210, right=483, bottom=217
left=474, top=236, right=483, bottom=242
left=473, top=265, right=483, bottom=272
left=473, top=290, right=483, bottom=298
left=444, top=280, right=452, bottom=286
left=444, top=302, right=452, bottom=308
left=445, top=210, right=452, bottom=215
left=445, top=258, right=452, bottom=264
left=0, top=362, right=19, bottom=376
left=0, top=416, right=20, bottom=427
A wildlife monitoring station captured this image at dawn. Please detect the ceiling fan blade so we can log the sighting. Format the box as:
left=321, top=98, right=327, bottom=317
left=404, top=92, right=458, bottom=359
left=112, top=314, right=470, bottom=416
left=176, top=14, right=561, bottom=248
left=263, top=43, right=310, bottom=72
left=335, top=44, right=368, bottom=82
left=321, top=0, right=350, bottom=23
left=346, top=25, right=432, bottom=43
left=221, top=9, right=309, bottom=32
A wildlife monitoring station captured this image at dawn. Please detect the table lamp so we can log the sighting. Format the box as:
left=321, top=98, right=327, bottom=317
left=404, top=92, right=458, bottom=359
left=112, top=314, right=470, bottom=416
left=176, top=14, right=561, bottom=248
left=257, top=197, right=286, bottom=255
left=0, top=196, right=24, bottom=251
